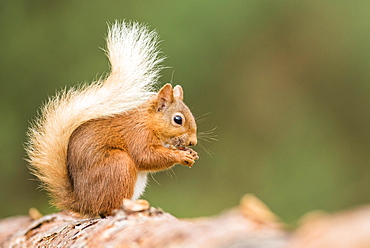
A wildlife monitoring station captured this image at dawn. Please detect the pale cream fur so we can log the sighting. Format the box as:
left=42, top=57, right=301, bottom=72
left=132, top=172, right=148, bottom=201
left=26, top=21, right=164, bottom=206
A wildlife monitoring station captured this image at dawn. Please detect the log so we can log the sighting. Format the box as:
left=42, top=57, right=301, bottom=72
left=288, top=206, right=370, bottom=248
left=3, top=194, right=370, bottom=247
left=0, top=195, right=287, bottom=248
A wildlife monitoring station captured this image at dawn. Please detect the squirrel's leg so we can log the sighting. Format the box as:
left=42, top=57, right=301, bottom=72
left=72, top=149, right=137, bottom=217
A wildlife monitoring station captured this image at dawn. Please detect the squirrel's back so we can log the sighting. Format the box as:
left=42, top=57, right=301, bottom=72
left=26, top=21, right=164, bottom=210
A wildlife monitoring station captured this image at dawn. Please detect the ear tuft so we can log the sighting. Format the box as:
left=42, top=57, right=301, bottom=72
left=173, top=85, right=184, bottom=100
left=156, top=83, right=173, bottom=111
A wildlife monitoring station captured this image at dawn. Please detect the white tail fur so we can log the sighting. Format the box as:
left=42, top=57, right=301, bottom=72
left=26, top=21, right=164, bottom=207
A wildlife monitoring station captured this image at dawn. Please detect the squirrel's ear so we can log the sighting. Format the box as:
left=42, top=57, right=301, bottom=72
left=173, top=85, right=183, bottom=101
left=156, top=83, right=174, bottom=112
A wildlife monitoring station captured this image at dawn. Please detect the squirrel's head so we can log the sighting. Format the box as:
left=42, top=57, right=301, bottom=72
left=148, top=83, right=197, bottom=149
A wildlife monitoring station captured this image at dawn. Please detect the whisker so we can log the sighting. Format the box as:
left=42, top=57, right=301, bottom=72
left=170, top=70, right=176, bottom=84
left=198, top=136, right=219, bottom=142
left=198, top=126, right=219, bottom=143
left=198, top=133, right=218, bottom=138
left=198, top=126, right=218, bottom=135
left=170, top=168, right=177, bottom=180
left=198, top=141, right=214, bottom=157
left=199, top=137, right=213, bottom=143
left=166, top=169, right=172, bottom=178
left=196, top=118, right=209, bottom=124
left=150, top=173, right=161, bottom=186
left=196, top=112, right=211, bottom=121
left=200, top=137, right=219, bottom=144
left=195, top=113, right=212, bottom=124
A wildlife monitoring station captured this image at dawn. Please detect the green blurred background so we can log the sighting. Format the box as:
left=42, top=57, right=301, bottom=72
left=1, top=1, right=370, bottom=225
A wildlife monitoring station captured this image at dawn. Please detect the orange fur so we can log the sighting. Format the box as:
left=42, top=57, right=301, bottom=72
left=26, top=22, right=198, bottom=218
left=66, top=84, right=198, bottom=217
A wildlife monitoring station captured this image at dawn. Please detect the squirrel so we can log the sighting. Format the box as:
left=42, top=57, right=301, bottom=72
left=26, top=21, right=199, bottom=218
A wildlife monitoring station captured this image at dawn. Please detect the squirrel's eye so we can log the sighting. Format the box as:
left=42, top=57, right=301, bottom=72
left=173, top=115, right=183, bottom=125
left=172, top=113, right=185, bottom=126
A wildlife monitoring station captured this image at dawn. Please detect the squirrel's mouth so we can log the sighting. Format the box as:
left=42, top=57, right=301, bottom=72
left=176, top=146, right=187, bottom=151
left=162, top=135, right=188, bottom=150
left=163, top=143, right=188, bottom=150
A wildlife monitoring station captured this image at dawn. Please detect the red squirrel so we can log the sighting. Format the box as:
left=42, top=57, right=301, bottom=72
left=26, top=21, right=199, bottom=217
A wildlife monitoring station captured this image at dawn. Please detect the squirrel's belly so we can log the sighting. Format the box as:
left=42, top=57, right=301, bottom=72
left=132, top=171, right=148, bottom=200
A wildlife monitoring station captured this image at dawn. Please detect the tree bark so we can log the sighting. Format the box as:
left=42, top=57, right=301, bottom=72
left=0, top=195, right=286, bottom=248
left=3, top=194, right=370, bottom=247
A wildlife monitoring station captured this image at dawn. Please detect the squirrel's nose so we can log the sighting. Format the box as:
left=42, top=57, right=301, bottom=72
left=188, top=138, right=197, bottom=147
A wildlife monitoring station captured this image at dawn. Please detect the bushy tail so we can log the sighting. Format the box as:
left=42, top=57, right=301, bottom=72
left=26, top=21, right=164, bottom=210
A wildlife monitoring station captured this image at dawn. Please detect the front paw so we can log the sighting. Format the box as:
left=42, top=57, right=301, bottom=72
left=179, top=147, right=199, bottom=160
left=177, top=148, right=199, bottom=167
